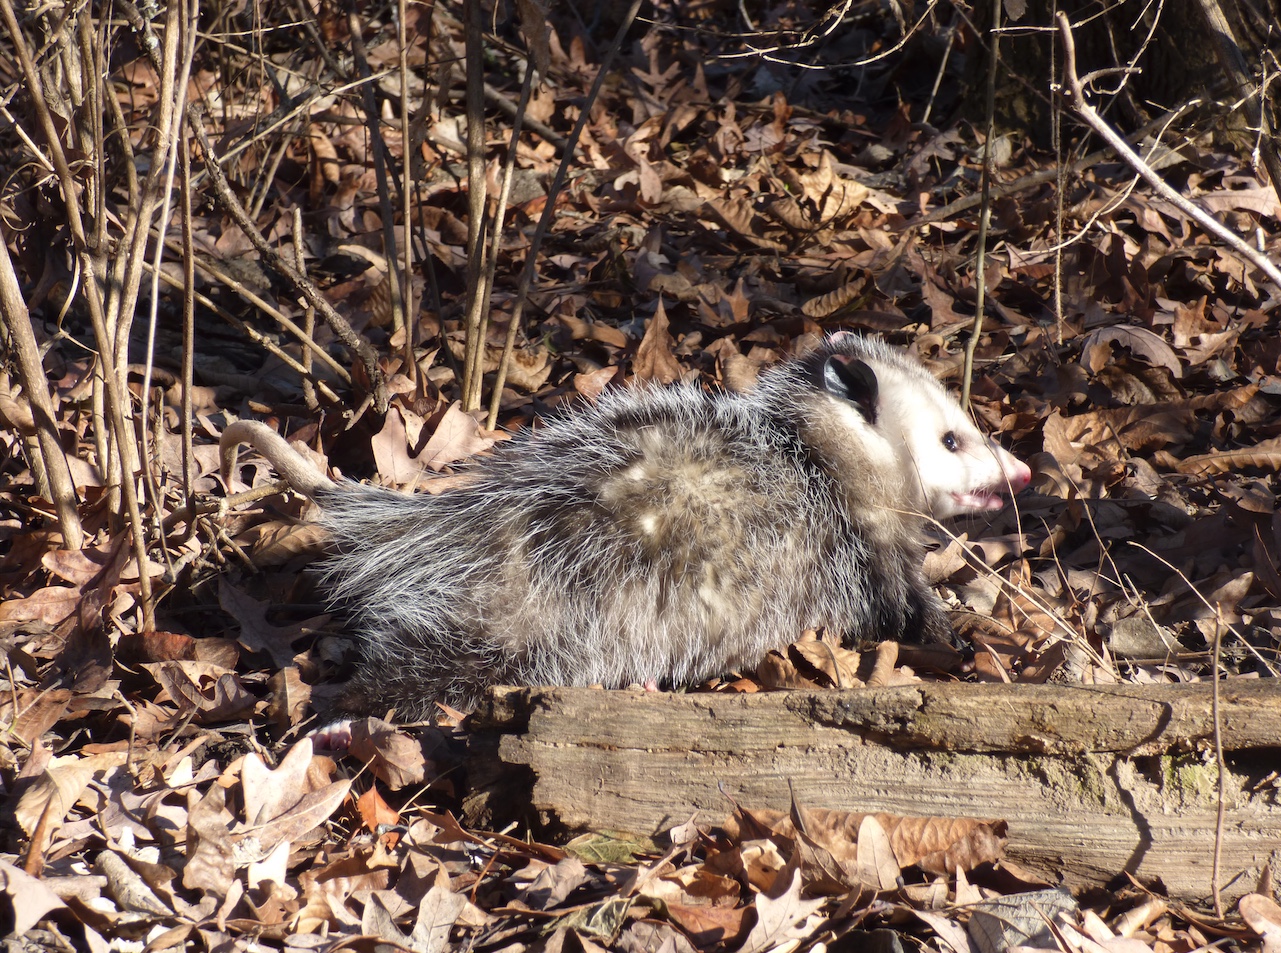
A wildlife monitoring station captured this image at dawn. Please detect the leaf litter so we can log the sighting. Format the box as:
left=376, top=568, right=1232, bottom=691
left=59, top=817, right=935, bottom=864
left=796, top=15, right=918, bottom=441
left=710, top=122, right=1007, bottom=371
left=1, top=0, right=1280, bottom=950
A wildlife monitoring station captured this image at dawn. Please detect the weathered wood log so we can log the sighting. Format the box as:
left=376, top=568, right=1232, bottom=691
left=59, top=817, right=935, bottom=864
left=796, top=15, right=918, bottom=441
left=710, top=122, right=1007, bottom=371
left=464, top=681, right=1281, bottom=902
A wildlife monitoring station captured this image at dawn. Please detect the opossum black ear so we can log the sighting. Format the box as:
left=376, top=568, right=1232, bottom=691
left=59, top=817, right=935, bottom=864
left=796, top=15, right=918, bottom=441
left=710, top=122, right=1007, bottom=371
left=822, top=357, right=878, bottom=423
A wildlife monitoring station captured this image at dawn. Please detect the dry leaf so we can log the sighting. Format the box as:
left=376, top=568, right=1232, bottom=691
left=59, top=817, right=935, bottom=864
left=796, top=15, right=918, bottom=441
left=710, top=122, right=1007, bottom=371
left=737, top=869, right=826, bottom=953
left=518, top=857, right=589, bottom=910
left=347, top=717, right=428, bottom=789
left=1079, top=325, right=1183, bottom=378
left=633, top=299, right=683, bottom=384
left=415, top=403, right=497, bottom=472
left=728, top=806, right=1007, bottom=876
left=14, top=752, right=128, bottom=848
left=662, top=899, right=749, bottom=946
left=183, top=784, right=238, bottom=899
left=0, top=861, right=84, bottom=940
left=357, top=785, right=400, bottom=841
left=219, top=578, right=318, bottom=668
left=968, top=888, right=1078, bottom=952
left=1177, top=435, right=1281, bottom=476
left=802, top=276, right=867, bottom=318
left=855, top=815, right=901, bottom=891
left=1240, top=893, right=1281, bottom=953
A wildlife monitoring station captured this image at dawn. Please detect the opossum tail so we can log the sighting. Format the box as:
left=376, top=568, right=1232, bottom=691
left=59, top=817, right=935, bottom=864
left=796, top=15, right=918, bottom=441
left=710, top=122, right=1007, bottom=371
left=219, top=419, right=331, bottom=499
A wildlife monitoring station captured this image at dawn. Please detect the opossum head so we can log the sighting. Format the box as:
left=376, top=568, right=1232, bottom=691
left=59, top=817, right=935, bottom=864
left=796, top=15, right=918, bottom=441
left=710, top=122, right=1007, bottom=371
left=807, top=334, right=1032, bottom=520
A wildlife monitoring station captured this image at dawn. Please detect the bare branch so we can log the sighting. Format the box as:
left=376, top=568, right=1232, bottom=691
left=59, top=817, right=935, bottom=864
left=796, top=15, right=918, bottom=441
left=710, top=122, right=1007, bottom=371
left=1055, top=11, right=1281, bottom=288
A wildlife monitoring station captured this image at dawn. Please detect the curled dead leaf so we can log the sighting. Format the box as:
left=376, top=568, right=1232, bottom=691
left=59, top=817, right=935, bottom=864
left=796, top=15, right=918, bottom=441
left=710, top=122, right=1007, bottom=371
left=573, top=365, right=620, bottom=400
left=1177, top=435, right=1281, bottom=476
left=801, top=276, right=868, bottom=318
left=0, top=862, right=86, bottom=940
left=797, top=150, right=870, bottom=220
left=416, top=403, right=497, bottom=472
left=762, top=195, right=813, bottom=232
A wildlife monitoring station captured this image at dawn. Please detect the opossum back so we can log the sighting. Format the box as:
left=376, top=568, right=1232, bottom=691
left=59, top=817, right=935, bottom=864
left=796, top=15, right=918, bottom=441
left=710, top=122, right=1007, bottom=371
left=317, top=385, right=831, bottom=621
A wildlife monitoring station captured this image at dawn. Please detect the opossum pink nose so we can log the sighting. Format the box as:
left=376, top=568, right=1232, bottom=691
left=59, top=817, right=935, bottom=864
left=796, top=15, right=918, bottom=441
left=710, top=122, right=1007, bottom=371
left=1007, top=460, right=1032, bottom=492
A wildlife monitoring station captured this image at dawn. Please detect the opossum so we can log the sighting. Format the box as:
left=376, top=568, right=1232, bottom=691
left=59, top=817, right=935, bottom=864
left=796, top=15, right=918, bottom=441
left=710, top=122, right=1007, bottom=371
left=220, top=334, right=1031, bottom=720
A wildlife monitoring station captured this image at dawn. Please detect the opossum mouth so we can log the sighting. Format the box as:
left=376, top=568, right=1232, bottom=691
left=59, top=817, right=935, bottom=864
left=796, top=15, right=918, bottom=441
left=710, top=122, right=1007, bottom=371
left=950, top=488, right=1009, bottom=512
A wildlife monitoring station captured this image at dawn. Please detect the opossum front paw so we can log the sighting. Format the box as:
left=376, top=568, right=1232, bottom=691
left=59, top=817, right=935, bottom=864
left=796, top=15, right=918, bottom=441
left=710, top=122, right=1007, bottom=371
left=309, top=719, right=353, bottom=752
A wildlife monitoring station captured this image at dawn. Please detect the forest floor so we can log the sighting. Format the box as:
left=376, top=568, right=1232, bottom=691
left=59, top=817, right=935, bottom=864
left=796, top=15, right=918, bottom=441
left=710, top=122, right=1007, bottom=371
left=1, top=2, right=1280, bottom=951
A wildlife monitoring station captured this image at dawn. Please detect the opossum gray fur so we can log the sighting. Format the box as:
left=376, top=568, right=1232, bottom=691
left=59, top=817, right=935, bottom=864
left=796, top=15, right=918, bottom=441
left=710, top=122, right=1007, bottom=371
left=220, top=334, right=1031, bottom=720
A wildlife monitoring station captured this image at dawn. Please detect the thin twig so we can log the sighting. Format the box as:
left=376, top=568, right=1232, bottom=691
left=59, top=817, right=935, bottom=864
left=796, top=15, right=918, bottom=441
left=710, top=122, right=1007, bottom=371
left=180, top=129, right=197, bottom=533
left=0, top=0, right=149, bottom=591
left=718, top=0, right=937, bottom=70
left=143, top=261, right=344, bottom=406
left=461, top=0, right=489, bottom=411
left=482, top=80, right=574, bottom=158
left=293, top=210, right=318, bottom=412
left=1210, top=608, right=1226, bottom=919
left=920, top=24, right=955, bottom=127
left=1125, top=541, right=1278, bottom=676
left=96, top=0, right=181, bottom=631
left=961, top=0, right=1001, bottom=409
left=155, top=233, right=351, bottom=384
left=140, top=0, right=198, bottom=590
left=913, top=105, right=1194, bottom=227
left=1051, top=0, right=1065, bottom=346
left=120, top=0, right=363, bottom=427
left=106, top=0, right=182, bottom=422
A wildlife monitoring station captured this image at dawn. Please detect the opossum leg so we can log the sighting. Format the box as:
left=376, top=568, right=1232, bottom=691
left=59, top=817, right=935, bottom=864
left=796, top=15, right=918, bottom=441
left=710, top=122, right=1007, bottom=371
left=332, top=638, right=521, bottom=720
left=906, top=575, right=953, bottom=643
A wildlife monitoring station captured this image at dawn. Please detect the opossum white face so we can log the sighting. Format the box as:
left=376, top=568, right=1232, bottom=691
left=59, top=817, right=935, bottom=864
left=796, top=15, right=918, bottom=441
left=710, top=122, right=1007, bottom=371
left=821, top=349, right=1032, bottom=520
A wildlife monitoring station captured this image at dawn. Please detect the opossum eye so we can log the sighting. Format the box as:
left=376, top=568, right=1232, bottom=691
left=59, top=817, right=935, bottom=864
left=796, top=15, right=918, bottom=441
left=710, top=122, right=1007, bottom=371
left=942, top=431, right=958, bottom=452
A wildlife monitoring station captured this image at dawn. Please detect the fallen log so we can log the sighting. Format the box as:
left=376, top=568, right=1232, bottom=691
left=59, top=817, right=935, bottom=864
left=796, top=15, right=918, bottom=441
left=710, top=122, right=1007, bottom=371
left=464, top=680, right=1281, bottom=902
